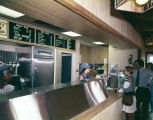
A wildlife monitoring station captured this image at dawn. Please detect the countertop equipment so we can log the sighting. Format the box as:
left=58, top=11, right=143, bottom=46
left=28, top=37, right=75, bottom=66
left=18, top=46, right=54, bottom=88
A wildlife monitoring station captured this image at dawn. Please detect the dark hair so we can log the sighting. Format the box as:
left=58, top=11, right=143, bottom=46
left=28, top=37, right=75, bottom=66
left=125, top=66, right=133, bottom=74
left=89, top=64, right=93, bottom=69
left=134, top=59, right=144, bottom=67
left=146, top=63, right=153, bottom=70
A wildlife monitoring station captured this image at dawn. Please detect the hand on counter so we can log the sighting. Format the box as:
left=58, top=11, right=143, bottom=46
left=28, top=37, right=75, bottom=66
left=113, top=88, right=119, bottom=94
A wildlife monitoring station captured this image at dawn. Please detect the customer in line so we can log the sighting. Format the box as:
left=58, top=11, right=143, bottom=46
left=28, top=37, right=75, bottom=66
left=133, top=59, right=152, bottom=120
left=118, top=66, right=136, bottom=120
left=0, top=64, right=14, bottom=93
left=79, top=63, right=92, bottom=83
left=146, top=63, right=153, bottom=118
left=146, top=63, right=153, bottom=71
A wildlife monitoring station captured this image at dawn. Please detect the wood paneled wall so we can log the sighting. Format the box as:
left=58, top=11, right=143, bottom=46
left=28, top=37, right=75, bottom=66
left=73, top=0, right=144, bottom=50
left=80, top=45, right=108, bottom=64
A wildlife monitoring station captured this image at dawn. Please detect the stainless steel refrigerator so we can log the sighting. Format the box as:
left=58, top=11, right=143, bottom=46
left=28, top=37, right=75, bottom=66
left=18, top=46, right=54, bottom=88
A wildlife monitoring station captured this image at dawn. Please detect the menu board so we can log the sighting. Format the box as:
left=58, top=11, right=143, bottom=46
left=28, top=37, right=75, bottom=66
left=55, top=35, right=67, bottom=48
left=55, top=35, right=75, bottom=50
left=67, top=39, right=75, bottom=50
left=9, top=22, right=35, bottom=43
left=36, top=30, right=54, bottom=46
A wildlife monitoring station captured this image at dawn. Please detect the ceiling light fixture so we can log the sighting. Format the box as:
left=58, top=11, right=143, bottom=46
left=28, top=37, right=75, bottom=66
left=0, top=5, right=25, bottom=18
left=135, top=0, right=149, bottom=5
left=92, top=42, right=104, bottom=45
left=62, top=31, right=81, bottom=37
left=115, top=0, right=151, bottom=13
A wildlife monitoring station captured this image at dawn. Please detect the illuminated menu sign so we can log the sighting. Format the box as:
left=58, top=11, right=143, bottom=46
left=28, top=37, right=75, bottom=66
left=67, top=39, right=75, bottom=50
left=8, top=21, right=75, bottom=50
left=55, top=35, right=67, bottom=48
left=36, top=30, right=54, bottom=46
left=55, top=35, right=75, bottom=50
left=9, top=22, right=35, bottom=43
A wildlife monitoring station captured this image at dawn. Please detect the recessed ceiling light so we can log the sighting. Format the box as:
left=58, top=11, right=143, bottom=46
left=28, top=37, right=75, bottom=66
left=62, top=31, right=81, bottom=37
left=92, top=42, right=105, bottom=45
left=0, top=5, right=25, bottom=18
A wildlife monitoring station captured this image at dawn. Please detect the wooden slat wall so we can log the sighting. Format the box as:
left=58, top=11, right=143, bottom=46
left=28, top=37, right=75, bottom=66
left=80, top=45, right=108, bottom=64
left=73, top=0, right=144, bottom=49
left=80, top=45, right=91, bottom=63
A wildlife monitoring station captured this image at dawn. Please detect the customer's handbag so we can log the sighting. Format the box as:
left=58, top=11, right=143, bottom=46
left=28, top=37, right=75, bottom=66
left=122, top=94, right=133, bottom=106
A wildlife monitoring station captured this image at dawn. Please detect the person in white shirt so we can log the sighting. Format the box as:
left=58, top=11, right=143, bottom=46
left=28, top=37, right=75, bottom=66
left=0, top=64, right=14, bottom=93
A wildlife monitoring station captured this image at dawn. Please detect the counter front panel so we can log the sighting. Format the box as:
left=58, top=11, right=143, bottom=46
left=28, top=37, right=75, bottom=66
left=0, top=79, right=108, bottom=120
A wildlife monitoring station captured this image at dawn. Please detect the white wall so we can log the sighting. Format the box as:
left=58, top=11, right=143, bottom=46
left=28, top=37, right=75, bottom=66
left=109, top=45, right=137, bottom=72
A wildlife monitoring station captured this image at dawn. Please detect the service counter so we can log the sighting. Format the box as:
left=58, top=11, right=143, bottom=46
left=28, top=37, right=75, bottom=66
left=71, top=89, right=122, bottom=120
left=0, top=79, right=122, bottom=120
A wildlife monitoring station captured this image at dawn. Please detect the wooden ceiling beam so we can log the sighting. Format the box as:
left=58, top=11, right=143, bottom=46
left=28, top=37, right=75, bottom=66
left=0, top=0, right=138, bottom=49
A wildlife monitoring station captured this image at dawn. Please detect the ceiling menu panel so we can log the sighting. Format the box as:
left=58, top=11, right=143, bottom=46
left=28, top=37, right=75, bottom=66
left=9, top=22, right=35, bottom=43
left=36, top=29, right=54, bottom=46
left=67, top=39, right=75, bottom=50
left=5, top=21, right=76, bottom=50
left=55, top=35, right=75, bottom=50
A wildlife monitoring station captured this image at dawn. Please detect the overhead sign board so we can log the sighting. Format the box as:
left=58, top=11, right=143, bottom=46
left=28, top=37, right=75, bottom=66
left=0, top=19, right=7, bottom=38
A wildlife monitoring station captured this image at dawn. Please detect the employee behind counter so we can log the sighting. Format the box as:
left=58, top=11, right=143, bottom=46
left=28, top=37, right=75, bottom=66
left=79, top=63, right=99, bottom=83
left=0, top=64, right=15, bottom=93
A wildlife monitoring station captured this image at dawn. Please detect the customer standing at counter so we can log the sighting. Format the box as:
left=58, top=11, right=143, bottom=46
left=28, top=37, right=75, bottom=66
left=0, top=64, right=14, bottom=93
left=133, top=59, right=152, bottom=120
left=79, top=63, right=92, bottom=83
left=118, top=66, right=136, bottom=120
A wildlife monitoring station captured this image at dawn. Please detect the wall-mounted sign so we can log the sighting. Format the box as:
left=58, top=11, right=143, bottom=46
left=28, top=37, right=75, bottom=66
left=67, top=39, right=75, bottom=50
left=36, top=29, right=54, bottom=46
left=0, top=20, right=76, bottom=51
left=0, top=19, right=7, bottom=38
left=55, top=35, right=75, bottom=50
left=9, top=22, right=35, bottom=43
left=115, top=0, right=151, bottom=13
left=55, top=35, right=67, bottom=49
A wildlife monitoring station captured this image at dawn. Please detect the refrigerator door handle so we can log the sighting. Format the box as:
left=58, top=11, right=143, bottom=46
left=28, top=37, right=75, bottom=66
left=33, top=66, right=38, bottom=88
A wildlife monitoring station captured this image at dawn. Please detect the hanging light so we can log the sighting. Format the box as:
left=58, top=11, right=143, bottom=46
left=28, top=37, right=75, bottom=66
left=135, top=0, right=149, bottom=5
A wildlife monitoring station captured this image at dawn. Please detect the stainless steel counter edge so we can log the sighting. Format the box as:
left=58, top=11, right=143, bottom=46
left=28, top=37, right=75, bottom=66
left=0, top=79, right=108, bottom=120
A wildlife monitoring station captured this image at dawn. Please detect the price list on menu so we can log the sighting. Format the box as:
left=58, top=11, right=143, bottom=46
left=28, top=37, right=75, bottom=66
left=55, top=35, right=67, bottom=49
left=9, top=22, right=35, bottom=43
left=67, top=39, right=75, bottom=50
left=55, top=35, right=75, bottom=50
left=36, top=30, right=54, bottom=46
